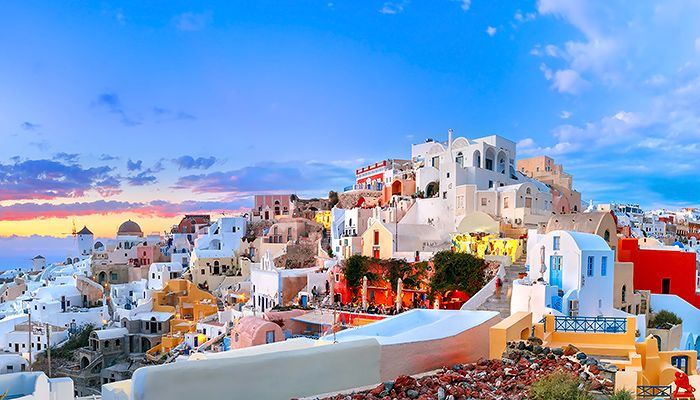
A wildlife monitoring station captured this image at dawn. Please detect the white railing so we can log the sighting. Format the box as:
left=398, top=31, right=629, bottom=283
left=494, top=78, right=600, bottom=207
left=460, top=264, right=505, bottom=311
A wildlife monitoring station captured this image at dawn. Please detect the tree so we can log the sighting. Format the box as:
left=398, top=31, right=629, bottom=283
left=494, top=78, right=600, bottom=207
left=384, top=259, right=428, bottom=290
left=344, top=255, right=376, bottom=289
left=649, top=310, right=683, bottom=329
left=429, top=251, right=486, bottom=296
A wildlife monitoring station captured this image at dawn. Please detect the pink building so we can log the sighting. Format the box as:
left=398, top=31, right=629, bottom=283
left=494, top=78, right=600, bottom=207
left=254, top=195, right=293, bottom=220
left=517, top=156, right=582, bottom=214
left=231, top=316, right=284, bottom=349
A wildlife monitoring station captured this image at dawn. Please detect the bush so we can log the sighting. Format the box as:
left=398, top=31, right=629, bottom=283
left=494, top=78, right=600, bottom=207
left=609, top=389, right=634, bottom=400
left=649, top=310, right=682, bottom=329
left=429, top=251, right=486, bottom=297
left=529, top=371, right=592, bottom=400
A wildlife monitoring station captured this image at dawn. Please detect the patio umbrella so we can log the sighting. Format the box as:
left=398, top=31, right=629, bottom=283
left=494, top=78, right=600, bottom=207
left=362, top=276, right=368, bottom=310
left=396, top=278, right=403, bottom=312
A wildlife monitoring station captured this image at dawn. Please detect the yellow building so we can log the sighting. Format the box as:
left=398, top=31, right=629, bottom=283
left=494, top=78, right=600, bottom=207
left=147, top=279, right=218, bottom=357
left=314, top=210, right=332, bottom=230
left=451, top=233, right=522, bottom=263
left=490, top=312, right=698, bottom=393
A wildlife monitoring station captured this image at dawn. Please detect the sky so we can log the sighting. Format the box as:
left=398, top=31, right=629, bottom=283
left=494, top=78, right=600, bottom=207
left=2, top=0, right=700, bottom=267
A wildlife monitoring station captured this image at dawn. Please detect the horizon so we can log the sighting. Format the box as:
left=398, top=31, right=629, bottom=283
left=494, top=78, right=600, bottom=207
left=3, top=0, right=700, bottom=265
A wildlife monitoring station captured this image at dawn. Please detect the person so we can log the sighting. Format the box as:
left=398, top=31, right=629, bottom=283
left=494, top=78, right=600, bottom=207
left=367, top=302, right=377, bottom=314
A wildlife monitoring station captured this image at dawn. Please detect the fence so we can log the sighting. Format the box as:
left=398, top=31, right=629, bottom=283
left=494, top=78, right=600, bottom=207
left=553, top=316, right=627, bottom=333
left=636, top=385, right=671, bottom=398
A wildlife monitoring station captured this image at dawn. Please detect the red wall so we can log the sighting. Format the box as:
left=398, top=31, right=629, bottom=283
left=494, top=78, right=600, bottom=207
left=618, top=238, right=699, bottom=308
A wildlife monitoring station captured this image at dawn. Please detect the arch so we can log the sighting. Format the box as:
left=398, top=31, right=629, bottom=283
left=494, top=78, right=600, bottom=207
left=425, top=181, right=440, bottom=198
left=484, top=148, right=496, bottom=171
left=391, top=180, right=403, bottom=196
left=497, top=151, right=507, bottom=174
left=98, top=271, right=107, bottom=284
left=604, top=230, right=611, bottom=243
left=452, top=137, right=469, bottom=149
left=210, top=239, right=221, bottom=250
left=652, top=334, right=661, bottom=351
left=141, top=337, right=151, bottom=352
left=526, top=187, right=532, bottom=195
left=473, top=150, right=481, bottom=168
left=455, top=152, right=464, bottom=168
left=695, top=336, right=700, bottom=353
left=80, top=356, right=90, bottom=370
left=520, top=327, right=530, bottom=340
left=621, top=285, right=627, bottom=303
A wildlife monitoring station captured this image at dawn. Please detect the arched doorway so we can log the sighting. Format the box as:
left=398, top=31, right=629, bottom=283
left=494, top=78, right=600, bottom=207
left=80, top=356, right=90, bottom=370
left=425, top=182, right=439, bottom=198
left=98, top=271, right=107, bottom=284
left=391, top=180, right=402, bottom=196
left=141, top=337, right=151, bottom=352
left=473, top=150, right=481, bottom=168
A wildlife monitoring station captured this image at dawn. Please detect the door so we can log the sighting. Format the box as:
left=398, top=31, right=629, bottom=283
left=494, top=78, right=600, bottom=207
left=265, top=330, right=275, bottom=344
left=550, top=256, right=563, bottom=288
left=662, top=278, right=671, bottom=294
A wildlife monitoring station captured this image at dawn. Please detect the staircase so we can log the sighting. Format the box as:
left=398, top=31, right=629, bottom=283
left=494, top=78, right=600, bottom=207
left=477, top=254, right=527, bottom=319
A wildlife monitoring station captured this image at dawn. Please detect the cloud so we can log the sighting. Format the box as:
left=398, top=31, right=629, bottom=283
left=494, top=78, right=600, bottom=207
left=173, top=156, right=217, bottom=170
left=172, top=161, right=353, bottom=194
left=152, top=107, right=196, bottom=121
left=0, top=199, right=252, bottom=221
left=379, top=2, right=405, bottom=14
left=173, top=11, right=212, bottom=31
left=459, top=0, right=471, bottom=12
left=560, top=110, right=572, bottom=119
left=514, top=10, right=536, bottom=22
left=52, top=153, right=80, bottom=163
left=99, top=154, right=119, bottom=161
left=695, top=37, right=700, bottom=53
left=92, top=92, right=140, bottom=126
left=486, top=26, right=497, bottom=37
left=0, top=159, right=119, bottom=201
left=21, top=122, right=40, bottom=131
left=126, top=159, right=142, bottom=171
left=126, top=171, right=157, bottom=186
left=540, top=64, right=588, bottom=94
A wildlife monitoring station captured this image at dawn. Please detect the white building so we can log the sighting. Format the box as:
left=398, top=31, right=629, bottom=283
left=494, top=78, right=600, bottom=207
left=409, top=132, right=552, bottom=230
left=148, top=262, right=184, bottom=291
left=0, top=371, right=74, bottom=400
left=31, top=255, right=46, bottom=272
left=512, top=230, right=616, bottom=321
left=110, top=279, right=150, bottom=309
left=5, top=322, right=69, bottom=361
left=77, top=226, right=94, bottom=258
left=0, top=353, right=28, bottom=374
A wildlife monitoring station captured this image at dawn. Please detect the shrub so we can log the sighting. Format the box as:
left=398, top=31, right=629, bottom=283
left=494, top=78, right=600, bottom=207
left=609, top=389, right=634, bottom=400
left=429, top=251, right=486, bottom=296
left=649, top=310, right=682, bottom=329
left=529, top=371, right=592, bottom=400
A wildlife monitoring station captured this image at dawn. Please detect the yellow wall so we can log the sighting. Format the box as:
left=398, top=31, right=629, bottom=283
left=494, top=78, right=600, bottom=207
left=361, top=221, right=394, bottom=259
left=451, top=234, right=521, bottom=262
left=314, top=211, right=332, bottom=230
left=489, top=312, right=531, bottom=359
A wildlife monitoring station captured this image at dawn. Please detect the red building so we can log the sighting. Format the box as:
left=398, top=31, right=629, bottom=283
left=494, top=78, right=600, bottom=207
left=618, top=238, right=700, bottom=308
left=172, top=214, right=211, bottom=234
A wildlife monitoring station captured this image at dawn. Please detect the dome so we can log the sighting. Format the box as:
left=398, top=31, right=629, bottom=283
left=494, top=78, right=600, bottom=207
left=117, top=219, right=143, bottom=237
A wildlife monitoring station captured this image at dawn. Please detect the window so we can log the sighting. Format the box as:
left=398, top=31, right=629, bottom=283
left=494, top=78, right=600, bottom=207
left=553, top=236, right=560, bottom=250
left=7, top=365, right=13, bottom=371
left=587, top=256, right=594, bottom=277
left=265, top=330, right=276, bottom=344
left=503, top=198, right=509, bottom=209
left=481, top=198, right=487, bottom=206
left=334, top=273, right=340, bottom=283
left=111, top=272, right=118, bottom=281
left=488, top=180, right=493, bottom=188
left=455, top=152, right=463, bottom=167
left=373, top=231, right=379, bottom=246
left=601, top=256, right=607, bottom=276
left=604, top=230, right=611, bottom=242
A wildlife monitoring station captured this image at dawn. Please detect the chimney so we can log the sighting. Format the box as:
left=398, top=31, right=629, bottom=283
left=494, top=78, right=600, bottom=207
left=448, top=129, right=453, bottom=150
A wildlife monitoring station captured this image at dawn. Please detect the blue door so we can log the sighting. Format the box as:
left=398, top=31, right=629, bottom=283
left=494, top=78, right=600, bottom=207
left=550, top=256, right=563, bottom=288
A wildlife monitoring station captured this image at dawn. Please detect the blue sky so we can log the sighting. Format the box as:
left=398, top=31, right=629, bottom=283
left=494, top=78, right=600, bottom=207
left=2, top=0, right=700, bottom=266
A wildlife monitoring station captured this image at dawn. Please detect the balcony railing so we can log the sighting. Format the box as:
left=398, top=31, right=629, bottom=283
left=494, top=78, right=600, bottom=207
left=553, top=316, right=627, bottom=333
left=637, top=385, right=671, bottom=398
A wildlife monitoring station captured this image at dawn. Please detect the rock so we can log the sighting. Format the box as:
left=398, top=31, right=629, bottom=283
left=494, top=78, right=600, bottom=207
left=527, top=336, right=543, bottom=345
left=588, top=364, right=600, bottom=375
left=532, top=345, right=543, bottom=355
left=579, top=372, right=589, bottom=381
left=394, top=375, right=416, bottom=389
left=562, top=344, right=580, bottom=357
left=542, top=347, right=551, bottom=355
left=552, top=348, right=564, bottom=356
left=576, top=352, right=587, bottom=360
left=589, top=380, right=603, bottom=391
left=370, top=383, right=384, bottom=396
left=406, top=389, right=419, bottom=399
left=517, top=341, right=526, bottom=350
left=452, top=364, right=462, bottom=371
left=383, top=381, right=394, bottom=392
left=437, top=387, right=446, bottom=400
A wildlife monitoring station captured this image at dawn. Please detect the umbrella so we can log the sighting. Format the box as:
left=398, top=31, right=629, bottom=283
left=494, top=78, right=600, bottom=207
left=396, top=278, right=403, bottom=312
left=362, top=276, right=368, bottom=310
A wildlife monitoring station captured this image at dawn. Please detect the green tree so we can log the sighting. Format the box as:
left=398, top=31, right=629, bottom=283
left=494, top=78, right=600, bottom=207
left=383, top=259, right=428, bottom=289
left=649, top=310, right=683, bottom=328
left=344, top=255, right=372, bottom=289
left=429, top=251, right=486, bottom=296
